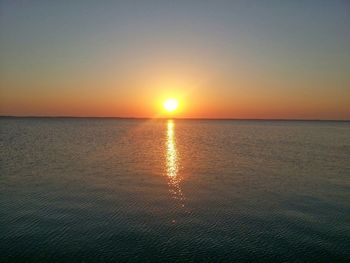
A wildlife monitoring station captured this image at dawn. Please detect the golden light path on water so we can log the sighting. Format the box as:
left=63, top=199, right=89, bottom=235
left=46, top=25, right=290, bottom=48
left=166, top=120, right=185, bottom=208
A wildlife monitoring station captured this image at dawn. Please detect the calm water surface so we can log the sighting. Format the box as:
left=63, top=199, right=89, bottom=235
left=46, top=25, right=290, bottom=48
left=1, top=118, right=349, bottom=262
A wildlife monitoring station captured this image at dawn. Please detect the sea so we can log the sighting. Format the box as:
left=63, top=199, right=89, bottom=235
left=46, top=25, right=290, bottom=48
left=1, top=118, right=349, bottom=262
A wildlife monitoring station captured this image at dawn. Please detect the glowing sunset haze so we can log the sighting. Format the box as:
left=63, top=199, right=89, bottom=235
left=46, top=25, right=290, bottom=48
left=1, top=1, right=349, bottom=119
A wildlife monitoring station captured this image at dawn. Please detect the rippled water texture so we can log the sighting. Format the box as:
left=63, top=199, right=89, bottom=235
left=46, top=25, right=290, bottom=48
left=1, top=118, right=349, bottom=262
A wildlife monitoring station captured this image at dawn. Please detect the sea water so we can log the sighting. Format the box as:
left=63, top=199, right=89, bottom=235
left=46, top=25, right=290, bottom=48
left=1, top=118, right=349, bottom=262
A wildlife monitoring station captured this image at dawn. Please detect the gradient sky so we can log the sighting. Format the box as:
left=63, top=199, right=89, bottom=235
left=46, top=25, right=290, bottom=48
left=1, top=0, right=349, bottom=119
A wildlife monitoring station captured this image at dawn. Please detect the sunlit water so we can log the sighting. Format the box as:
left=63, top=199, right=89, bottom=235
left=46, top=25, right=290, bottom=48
left=1, top=118, right=349, bottom=262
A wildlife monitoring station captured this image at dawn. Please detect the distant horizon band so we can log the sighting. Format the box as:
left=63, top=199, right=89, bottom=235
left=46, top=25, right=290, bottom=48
left=1, top=116, right=349, bottom=122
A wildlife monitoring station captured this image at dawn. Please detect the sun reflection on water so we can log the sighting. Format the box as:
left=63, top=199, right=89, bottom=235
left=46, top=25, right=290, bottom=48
left=166, top=120, right=185, bottom=207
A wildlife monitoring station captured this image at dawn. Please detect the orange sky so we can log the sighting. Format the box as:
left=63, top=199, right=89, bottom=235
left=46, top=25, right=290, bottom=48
left=1, top=1, right=349, bottom=120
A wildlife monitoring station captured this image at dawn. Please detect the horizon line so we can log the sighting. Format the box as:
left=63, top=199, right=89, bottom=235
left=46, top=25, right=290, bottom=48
left=0, top=115, right=349, bottom=122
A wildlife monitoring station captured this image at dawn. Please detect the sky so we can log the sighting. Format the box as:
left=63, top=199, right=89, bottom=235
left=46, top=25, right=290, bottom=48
left=1, top=0, right=349, bottom=119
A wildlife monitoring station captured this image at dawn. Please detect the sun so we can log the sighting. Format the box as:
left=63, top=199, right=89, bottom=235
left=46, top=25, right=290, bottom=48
left=163, top=98, right=179, bottom=112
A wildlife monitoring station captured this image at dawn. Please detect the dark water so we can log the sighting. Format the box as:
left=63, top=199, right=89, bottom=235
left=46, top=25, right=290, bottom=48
left=1, top=118, right=349, bottom=262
